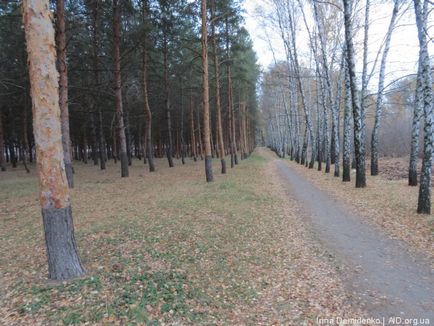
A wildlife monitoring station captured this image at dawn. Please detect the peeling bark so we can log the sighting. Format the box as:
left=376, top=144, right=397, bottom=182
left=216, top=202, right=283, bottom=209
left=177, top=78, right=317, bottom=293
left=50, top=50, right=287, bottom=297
left=23, top=0, right=85, bottom=280
left=56, top=0, right=73, bottom=188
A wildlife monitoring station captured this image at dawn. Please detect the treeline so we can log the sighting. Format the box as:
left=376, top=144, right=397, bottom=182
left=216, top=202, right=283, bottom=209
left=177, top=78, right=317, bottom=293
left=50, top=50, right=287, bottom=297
left=261, top=0, right=433, bottom=214
left=0, top=0, right=260, bottom=180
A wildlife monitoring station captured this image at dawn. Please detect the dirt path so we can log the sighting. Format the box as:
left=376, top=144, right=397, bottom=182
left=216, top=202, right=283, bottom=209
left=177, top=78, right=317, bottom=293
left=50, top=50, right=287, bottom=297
left=273, top=157, right=434, bottom=321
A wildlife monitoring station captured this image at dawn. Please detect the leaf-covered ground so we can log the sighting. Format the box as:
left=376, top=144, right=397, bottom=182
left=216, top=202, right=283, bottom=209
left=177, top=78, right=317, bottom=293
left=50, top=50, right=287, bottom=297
left=283, top=157, right=434, bottom=260
left=0, top=150, right=362, bottom=325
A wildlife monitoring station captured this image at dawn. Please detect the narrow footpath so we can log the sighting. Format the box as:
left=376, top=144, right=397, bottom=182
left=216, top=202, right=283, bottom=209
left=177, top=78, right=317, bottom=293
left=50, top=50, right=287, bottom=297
left=274, top=158, right=434, bottom=321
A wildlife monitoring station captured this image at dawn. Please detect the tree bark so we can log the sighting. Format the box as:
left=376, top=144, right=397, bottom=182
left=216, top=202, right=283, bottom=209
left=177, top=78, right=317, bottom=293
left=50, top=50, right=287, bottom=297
left=211, top=0, right=226, bottom=174
left=201, top=0, right=214, bottom=182
left=56, top=0, right=73, bottom=188
left=22, top=96, right=30, bottom=173
left=190, top=92, right=197, bottom=161
left=23, top=0, right=85, bottom=280
left=113, top=0, right=129, bottom=177
left=0, top=108, right=6, bottom=171
left=162, top=25, right=174, bottom=167
left=343, top=57, right=352, bottom=182
left=90, top=112, right=99, bottom=165
left=226, top=17, right=237, bottom=167
left=371, top=0, right=399, bottom=176
left=408, top=66, right=423, bottom=186
left=414, top=0, right=433, bottom=214
left=90, top=0, right=106, bottom=170
left=141, top=1, right=155, bottom=172
left=344, top=0, right=367, bottom=188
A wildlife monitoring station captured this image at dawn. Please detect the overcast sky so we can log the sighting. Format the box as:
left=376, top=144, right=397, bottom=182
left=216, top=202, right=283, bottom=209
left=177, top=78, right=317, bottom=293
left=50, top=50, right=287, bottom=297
left=242, top=0, right=433, bottom=92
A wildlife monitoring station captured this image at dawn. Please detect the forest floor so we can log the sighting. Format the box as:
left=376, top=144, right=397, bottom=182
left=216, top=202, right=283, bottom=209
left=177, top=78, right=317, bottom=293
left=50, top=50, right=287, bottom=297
left=0, top=148, right=432, bottom=325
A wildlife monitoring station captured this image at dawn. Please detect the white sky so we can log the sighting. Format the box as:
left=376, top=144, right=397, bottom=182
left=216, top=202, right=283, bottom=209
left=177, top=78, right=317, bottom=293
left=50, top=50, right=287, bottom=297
left=242, top=0, right=433, bottom=92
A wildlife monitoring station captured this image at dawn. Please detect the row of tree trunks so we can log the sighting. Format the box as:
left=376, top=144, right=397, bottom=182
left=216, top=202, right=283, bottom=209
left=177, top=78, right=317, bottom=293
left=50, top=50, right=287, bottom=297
left=266, top=0, right=430, bottom=215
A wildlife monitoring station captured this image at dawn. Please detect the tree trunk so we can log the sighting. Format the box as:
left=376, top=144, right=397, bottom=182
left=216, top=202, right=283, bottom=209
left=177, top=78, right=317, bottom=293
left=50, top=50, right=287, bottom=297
left=163, top=30, right=174, bottom=167
left=90, top=112, right=99, bottom=165
left=201, top=0, right=214, bottom=182
left=343, top=57, right=352, bottom=182
left=226, top=17, right=237, bottom=167
left=332, top=61, right=344, bottom=177
left=22, top=98, right=30, bottom=173
left=180, top=84, right=186, bottom=165
left=197, top=106, right=204, bottom=160
left=90, top=0, right=106, bottom=171
left=113, top=0, right=128, bottom=177
left=190, top=94, right=197, bottom=161
left=414, top=0, right=433, bottom=214
left=408, top=66, right=423, bottom=186
left=0, top=108, right=6, bottom=171
left=82, top=128, right=88, bottom=164
left=371, top=0, right=399, bottom=176
left=56, top=0, right=73, bottom=188
left=23, top=0, right=85, bottom=280
left=124, top=97, right=132, bottom=166
left=141, top=2, right=155, bottom=172
left=344, top=0, right=367, bottom=188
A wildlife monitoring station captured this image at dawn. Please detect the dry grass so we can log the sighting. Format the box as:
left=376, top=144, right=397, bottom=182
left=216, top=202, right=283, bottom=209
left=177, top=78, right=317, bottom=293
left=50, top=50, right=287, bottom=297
left=0, top=151, right=360, bottom=325
left=282, top=157, right=434, bottom=260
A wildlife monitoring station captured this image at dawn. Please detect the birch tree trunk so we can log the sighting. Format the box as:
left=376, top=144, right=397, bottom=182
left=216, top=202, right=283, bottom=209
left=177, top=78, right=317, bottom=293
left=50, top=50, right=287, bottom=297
left=414, top=0, right=433, bottom=214
left=343, top=57, right=352, bottom=182
left=55, top=0, right=73, bottom=188
left=313, top=1, right=332, bottom=173
left=360, top=0, right=370, bottom=113
left=332, top=68, right=343, bottom=177
left=201, top=0, right=213, bottom=182
left=23, top=0, right=85, bottom=280
left=344, top=0, right=367, bottom=188
left=408, top=65, right=423, bottom=186
left=370, top=0, right=399, bottom=176
left=113, top=0, right=129, bottom=177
